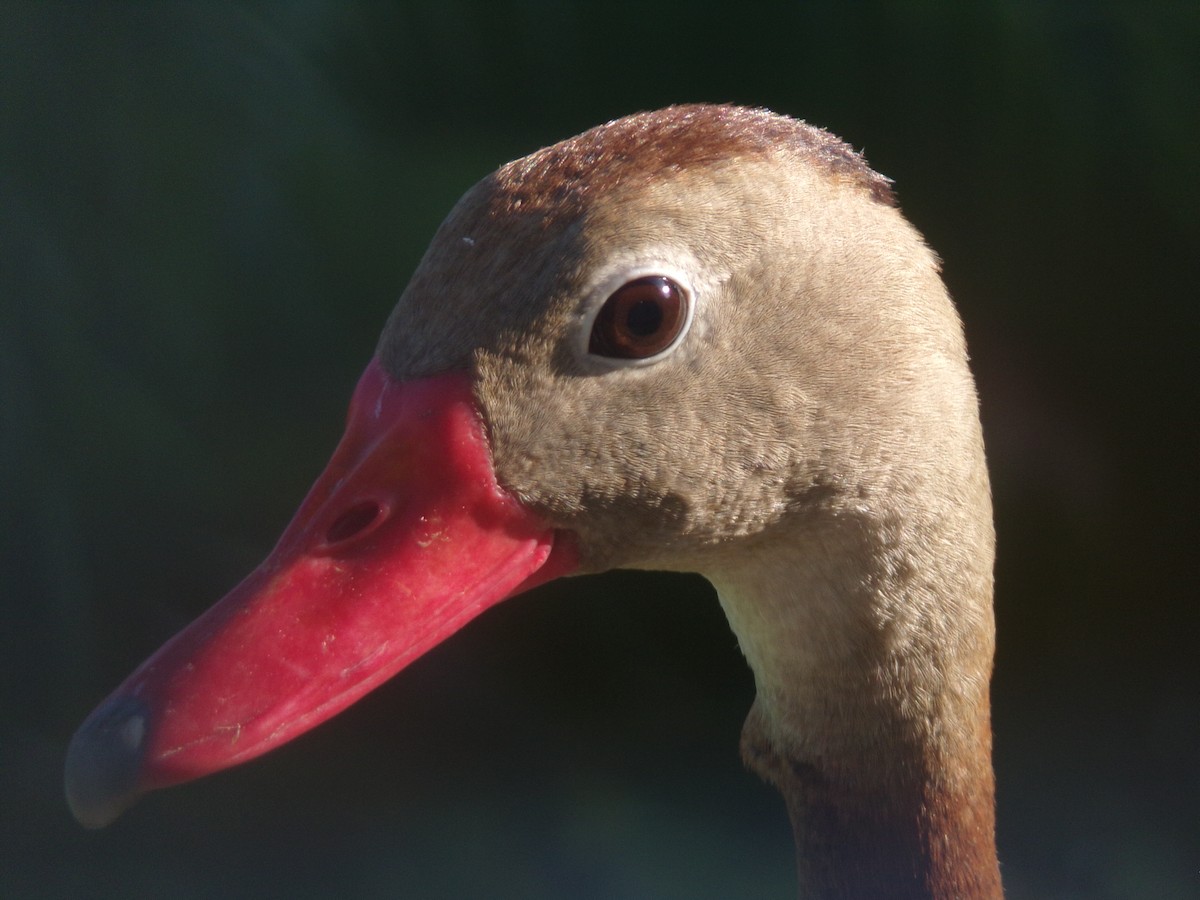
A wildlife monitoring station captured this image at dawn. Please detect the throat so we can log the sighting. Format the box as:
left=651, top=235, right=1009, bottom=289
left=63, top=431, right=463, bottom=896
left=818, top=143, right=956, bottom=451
left=740, top=698, right=1000, bottom=900
left=710, top=527, right=1001, bottom=899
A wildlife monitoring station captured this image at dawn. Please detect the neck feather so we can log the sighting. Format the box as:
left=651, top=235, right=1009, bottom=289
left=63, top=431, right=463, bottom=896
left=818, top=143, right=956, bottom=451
left=711, top=506, right=1001, bottom=899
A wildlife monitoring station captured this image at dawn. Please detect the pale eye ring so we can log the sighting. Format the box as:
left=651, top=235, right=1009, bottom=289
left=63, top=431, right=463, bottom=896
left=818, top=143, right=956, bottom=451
left=588, top=275, right=689, bottom=360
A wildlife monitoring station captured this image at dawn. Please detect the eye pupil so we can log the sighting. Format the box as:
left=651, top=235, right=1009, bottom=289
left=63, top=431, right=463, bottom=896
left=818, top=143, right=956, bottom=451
left=625, top=299, right=663, bottom=336
left=588, top=275, right=688, bottom=360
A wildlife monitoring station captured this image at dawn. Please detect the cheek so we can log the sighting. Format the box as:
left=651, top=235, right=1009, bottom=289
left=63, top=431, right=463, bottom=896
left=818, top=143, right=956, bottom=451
left=478, top=351, right=791, bottom=561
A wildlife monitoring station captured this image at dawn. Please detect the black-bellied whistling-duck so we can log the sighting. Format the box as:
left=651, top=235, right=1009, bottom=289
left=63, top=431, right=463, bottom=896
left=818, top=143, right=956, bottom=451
left=66, top=105, right=1001, bottom=898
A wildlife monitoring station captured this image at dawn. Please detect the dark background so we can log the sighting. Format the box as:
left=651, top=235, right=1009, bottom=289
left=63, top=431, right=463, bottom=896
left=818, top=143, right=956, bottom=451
left=3, top=2, right=1196, bottom=898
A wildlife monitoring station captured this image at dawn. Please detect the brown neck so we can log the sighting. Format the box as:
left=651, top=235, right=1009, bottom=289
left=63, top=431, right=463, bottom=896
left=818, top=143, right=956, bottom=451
left=711, top=514, right=1001, bottom=899
left=736, top=679, right=1000, bottom=900
left=743, top=700, right=1000, bottom=899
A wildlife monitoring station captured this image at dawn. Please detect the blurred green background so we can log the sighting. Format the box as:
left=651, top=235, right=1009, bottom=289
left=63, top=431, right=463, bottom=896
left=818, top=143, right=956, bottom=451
left=2, top=2, right=1196, bottom=898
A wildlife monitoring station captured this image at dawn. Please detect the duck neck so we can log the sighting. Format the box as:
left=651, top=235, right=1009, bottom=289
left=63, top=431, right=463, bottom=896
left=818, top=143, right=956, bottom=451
left=711, top=513, right=1001, bottom=899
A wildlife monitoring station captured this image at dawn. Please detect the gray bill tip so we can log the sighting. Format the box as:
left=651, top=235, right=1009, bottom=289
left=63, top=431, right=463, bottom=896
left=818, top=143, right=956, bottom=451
left=64, top=694, right=151, bottom=828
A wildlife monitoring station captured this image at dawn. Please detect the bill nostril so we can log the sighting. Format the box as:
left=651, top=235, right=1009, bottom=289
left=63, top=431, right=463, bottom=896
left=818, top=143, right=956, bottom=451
left=325, top=500, right=385, bottom=546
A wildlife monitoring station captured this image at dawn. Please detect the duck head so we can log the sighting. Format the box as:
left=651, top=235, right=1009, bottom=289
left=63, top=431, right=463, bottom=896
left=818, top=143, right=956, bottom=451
left=67, top=105, right=998, bottom=897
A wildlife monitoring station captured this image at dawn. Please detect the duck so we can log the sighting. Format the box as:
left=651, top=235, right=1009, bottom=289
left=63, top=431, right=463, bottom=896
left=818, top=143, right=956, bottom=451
left=65, top=104, right=1001, bottom=898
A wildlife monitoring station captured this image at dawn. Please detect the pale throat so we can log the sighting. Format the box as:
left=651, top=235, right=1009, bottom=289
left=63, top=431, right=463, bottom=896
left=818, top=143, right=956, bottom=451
left=705, top=518, right=988, bottom=784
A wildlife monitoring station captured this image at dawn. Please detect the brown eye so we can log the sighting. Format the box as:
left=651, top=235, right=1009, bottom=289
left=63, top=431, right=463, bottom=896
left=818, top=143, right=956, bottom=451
left=588, top=275, right=688, bottom=359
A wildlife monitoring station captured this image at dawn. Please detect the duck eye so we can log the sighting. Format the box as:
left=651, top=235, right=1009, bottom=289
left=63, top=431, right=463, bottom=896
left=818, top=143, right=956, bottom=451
left=588, top=275, right=688, bottom=359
